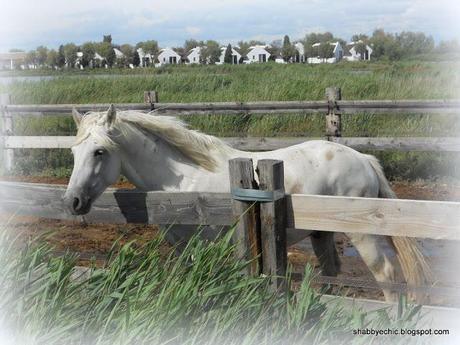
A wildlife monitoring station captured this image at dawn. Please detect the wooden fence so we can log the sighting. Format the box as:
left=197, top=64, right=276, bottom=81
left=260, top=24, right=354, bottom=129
left=2, top=154, right=460, bottom=328
left=1, top=88, right=460, bottom=171
left=1, top=157, right=460, bottom=292
left=1, top=179, right=458, bottom=241
left=1, top=88, right=460, bottom=304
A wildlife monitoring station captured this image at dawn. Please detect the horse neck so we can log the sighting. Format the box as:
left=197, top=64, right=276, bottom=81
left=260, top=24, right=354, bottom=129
left=116, top=127, right=234, bottom=191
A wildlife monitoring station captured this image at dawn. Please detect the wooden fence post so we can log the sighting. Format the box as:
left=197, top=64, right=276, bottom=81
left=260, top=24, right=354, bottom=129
left=1, top=94, right=13, bottom=172
left=325, top=87, right=342, bottom=138
left=144, top=90, right=158, bottom=110
left=257, top=159, right=287, bottom=291
left=229, top=158, right=261, bottom=275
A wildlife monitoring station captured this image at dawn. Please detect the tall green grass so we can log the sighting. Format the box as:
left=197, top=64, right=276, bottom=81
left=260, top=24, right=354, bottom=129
left=1, top=61, right=459, bottom=180
left=6, top=112, right=460, bottom=180
left=0, top=227, right=425, bottom=345
left=3, top=62, right=460, bottom=103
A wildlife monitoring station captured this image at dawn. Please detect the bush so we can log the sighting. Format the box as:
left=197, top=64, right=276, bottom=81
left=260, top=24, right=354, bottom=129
left=0, top=228, right=425, bottom=345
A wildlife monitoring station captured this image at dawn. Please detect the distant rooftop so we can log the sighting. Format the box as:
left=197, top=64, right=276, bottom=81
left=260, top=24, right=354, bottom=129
left=0, top=52, right=27, bottom=60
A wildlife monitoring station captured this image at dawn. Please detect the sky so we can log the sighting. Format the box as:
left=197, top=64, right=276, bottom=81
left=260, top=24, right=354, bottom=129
left=0, top=0, right=459, bottom=52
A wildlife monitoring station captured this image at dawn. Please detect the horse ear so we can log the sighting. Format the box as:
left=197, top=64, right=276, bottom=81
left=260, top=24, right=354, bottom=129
left=72, top=108, right=83, bottom=127
left=105, top=104, right=117, bottom=127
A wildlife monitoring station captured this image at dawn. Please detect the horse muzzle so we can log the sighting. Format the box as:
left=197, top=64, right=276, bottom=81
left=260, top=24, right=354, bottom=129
left=63, top=193, right=92, bottom=215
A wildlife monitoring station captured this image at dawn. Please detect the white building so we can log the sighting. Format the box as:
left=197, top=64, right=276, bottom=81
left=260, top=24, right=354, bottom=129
left=136, top=48, right=154, bottom=67
left=157, top=48, right=181, bottom=66
left=187, top=47, right=202, bottom=64
left=0, top=52, right=26, bottom=70
left=307, top=41, right=343, bottom=64
left=245, top=45, right=271, bottom=63
left=113, top=48, right=124, bottom=59
left=344, top=41, right=373, bottom=61
left=94, top=52, right=104, bottom=62
left=75, top=51, right=105, bottom=68
left=294, top=42, right=305, bottom=63
left=217, top=46, right=241, bottom=64
left=75, top=52, right=83, bottom=68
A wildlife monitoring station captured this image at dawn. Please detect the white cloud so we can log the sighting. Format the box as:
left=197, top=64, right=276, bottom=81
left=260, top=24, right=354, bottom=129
left=125, top=14, right=170, bottom=28
left=0, top=0, right=458, bottom=51
left=185, top=26, right=202, bottom=36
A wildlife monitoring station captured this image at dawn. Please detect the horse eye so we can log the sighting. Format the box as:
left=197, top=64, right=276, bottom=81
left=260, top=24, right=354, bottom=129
left=94, top=149, right=105, bottom=157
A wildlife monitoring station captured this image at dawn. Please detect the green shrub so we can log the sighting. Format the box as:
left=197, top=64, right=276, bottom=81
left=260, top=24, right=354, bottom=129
left=0, top=229, right=425, bottom=345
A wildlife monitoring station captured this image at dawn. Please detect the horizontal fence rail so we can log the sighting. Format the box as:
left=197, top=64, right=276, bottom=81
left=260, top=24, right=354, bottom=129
left=4, top=99, right=460, bottom=115
left=2, top=90, right=459, bottom=173
left=47, top=250, right=459, bottom=298
left=1, top=181, right=459, bottom=241
left=287, top=194, right=460, bottom=240
left=0, top=182, right=233, bottom=226
left=4, top=136, right=460, bottom=152
left=318, top=295, right=460, bottom=329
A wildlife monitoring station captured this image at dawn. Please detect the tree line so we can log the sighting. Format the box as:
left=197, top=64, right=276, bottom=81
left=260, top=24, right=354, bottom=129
left=10, top=30, right=459, bottom=69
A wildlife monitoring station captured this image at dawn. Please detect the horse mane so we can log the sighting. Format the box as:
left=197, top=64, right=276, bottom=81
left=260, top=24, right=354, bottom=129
left=74, top=110, right=236, bottom=171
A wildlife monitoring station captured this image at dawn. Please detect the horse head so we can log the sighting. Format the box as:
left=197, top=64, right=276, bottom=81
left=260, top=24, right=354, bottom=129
left=63, top=105, right=122, bottom=215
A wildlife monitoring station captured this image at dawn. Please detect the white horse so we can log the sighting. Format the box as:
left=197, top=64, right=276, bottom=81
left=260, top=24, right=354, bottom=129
left=63, top=106, right=432, bottom=302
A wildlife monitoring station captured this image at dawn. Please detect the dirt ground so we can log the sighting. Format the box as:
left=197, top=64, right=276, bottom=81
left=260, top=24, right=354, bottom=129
left=2, top=176, right=460, bottom=302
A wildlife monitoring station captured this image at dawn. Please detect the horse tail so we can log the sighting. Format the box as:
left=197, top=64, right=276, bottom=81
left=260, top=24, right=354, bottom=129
left=365, top=154, right=433, bottom=303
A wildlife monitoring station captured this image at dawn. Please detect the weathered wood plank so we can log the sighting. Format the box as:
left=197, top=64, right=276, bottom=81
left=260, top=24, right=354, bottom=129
left=4, top=136, right=460, bottom=152
left=4, top=99, right=460, bottom=115
left=4, top=136, right=75, bottom=148
left=331, top=137, right=460, bottom=152
left=1, top=181, right=460, bottom=240
left=229, top=158, right=261, bottom=275
left=0, top=182, right=233, bottom=226
left=1, top=94, right=13, bottom=171
left=287, top=194, right=460, bottom=240
left=144, top=90, right=158, bottom=104
left=258, top=159, right=287, bottom=289
left=320, top=294, right=460, bottom=331
left=5, top=103, right=152, bottom=113
left=308, top=274, right=460, bottom=298
left=325, top=87, right=342, bottom=137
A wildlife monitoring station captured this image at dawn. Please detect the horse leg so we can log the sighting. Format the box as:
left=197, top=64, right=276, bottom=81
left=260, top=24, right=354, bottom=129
left=162, top=225, right=192, bottom=255
left=310, top=231, right=341, bottom=294
left=311, top=231, right=340, bottom=276
left=346, top=233, right=400, bottom=302
left=162, top=225, right=224, bottom=256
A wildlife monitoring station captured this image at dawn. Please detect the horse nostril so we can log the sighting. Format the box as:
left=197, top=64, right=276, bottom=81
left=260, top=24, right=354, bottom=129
left=73, top=197, right=80, bottom=210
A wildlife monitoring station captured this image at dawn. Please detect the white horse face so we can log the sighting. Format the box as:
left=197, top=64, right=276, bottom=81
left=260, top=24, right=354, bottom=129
left=63, top=107, right=121, bottom=215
